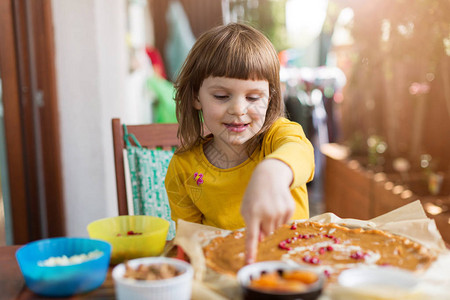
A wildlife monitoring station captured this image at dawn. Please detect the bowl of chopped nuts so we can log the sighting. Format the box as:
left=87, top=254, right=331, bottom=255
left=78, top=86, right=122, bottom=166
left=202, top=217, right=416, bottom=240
left=15, top=237, right=111, bottom=297
left=112, top=257, right=193, bottom=300
left=237, top=260, right=324, bottom=300
left=87, top=215, right=170, bottom=264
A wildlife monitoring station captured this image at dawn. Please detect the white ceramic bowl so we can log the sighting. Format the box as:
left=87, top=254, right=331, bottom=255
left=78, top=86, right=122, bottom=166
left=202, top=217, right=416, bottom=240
left=112, top=257, right=193, bottom=300
left=337, top=266, right=421, bottom=299
left=237, top=260, right=324, bottom=300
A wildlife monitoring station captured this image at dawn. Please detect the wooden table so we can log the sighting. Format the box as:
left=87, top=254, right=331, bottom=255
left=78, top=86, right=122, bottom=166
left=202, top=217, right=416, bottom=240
left=0, top=245, right=116, bottom=299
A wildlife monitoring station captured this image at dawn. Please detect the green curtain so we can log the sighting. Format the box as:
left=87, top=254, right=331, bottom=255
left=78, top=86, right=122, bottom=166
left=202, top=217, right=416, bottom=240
left=147, top=75, right=177, bottom=124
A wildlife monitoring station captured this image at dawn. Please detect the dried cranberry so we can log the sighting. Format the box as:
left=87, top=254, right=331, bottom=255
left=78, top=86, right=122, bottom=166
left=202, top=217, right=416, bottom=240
left=278, top=241, right=292, bottom=251
left=310, top=256, right=320, bottom=264
left=350, top=251, right=365, bottom=260
left=126, top=230, right=142, bottom=236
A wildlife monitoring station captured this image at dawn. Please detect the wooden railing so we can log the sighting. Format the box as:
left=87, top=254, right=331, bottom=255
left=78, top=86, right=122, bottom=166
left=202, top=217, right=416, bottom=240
left=321, top=143, right=450, bottom=244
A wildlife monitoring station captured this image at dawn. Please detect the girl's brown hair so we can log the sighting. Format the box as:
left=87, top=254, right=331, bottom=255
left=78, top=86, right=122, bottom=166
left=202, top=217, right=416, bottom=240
left=174, top=22, right=284, bottom=154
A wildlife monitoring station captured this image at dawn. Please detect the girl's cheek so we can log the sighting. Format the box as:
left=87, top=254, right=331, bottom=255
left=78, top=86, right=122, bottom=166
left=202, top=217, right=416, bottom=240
left=249, top=112, right=266, bottom=127
left=249, top=103, right=268, bottom=119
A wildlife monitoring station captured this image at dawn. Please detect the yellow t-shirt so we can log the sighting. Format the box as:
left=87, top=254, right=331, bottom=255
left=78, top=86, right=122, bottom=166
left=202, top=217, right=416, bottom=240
left=165, top=117, right=315, bottom=230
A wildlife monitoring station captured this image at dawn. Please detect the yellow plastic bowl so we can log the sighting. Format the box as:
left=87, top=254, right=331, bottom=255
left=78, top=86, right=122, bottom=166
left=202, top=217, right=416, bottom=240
left=87, top=216, right=169, bottom=265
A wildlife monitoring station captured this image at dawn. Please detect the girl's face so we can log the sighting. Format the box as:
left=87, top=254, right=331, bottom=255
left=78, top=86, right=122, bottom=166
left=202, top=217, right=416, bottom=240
left=194, top=76, right=269, bottom=153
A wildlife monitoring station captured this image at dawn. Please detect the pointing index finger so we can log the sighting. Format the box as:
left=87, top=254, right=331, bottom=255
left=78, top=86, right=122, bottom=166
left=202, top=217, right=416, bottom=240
left=244, top=221, right=260, bottom=265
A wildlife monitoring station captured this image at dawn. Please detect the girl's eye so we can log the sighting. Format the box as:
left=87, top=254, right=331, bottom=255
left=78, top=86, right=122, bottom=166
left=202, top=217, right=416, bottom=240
left=247, top=96, right=261, bottom=101
left=213, top=95, right=229, bottom=100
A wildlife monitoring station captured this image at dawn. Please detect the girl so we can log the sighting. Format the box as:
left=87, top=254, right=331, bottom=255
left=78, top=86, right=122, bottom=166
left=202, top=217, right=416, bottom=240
left=165, top=23, right=315, bottom=263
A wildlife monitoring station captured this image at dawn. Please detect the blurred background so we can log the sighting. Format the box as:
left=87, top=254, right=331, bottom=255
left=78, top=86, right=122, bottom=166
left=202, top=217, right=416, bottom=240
left=0, top=0, right=449, bottom=246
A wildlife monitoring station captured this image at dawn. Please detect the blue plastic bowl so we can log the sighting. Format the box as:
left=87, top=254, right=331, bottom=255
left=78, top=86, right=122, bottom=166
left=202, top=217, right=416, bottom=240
left=15, top=237, right=111, bottom=297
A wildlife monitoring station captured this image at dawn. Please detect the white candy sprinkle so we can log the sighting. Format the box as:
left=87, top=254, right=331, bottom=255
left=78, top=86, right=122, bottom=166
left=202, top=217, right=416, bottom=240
left=38, top=250, right=104, bottom=267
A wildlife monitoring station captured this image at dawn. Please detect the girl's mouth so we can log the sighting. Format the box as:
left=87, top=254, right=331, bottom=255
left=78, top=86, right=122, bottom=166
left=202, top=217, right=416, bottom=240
left=224, top=123, right=249, bottom=132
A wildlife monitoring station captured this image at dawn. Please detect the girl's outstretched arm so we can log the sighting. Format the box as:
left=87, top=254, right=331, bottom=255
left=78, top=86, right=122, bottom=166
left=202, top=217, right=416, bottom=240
left=240, top=158, right=295, bottom=264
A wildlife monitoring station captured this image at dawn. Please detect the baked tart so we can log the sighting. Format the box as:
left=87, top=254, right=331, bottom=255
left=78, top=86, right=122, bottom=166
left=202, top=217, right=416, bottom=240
left=203, top=221, right=436, bottom=280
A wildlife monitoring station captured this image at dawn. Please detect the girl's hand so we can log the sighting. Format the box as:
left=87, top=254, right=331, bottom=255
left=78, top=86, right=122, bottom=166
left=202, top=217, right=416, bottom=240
left=240, top=159, right=295, bottom=264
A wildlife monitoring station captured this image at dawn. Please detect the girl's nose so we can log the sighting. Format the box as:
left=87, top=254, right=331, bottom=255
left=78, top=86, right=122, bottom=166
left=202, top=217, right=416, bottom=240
left=228, top=97, right=247, bottom=116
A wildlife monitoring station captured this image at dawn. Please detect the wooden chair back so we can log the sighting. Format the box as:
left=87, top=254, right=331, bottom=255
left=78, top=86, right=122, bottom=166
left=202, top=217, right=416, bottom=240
left=111, top=118, right=179, bottom=215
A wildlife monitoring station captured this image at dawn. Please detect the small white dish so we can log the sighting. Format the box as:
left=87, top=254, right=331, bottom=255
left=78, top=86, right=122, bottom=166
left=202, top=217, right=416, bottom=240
left=112, top=257, right=193, bottom=300
left=336, top=266, right=421, bottom=299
